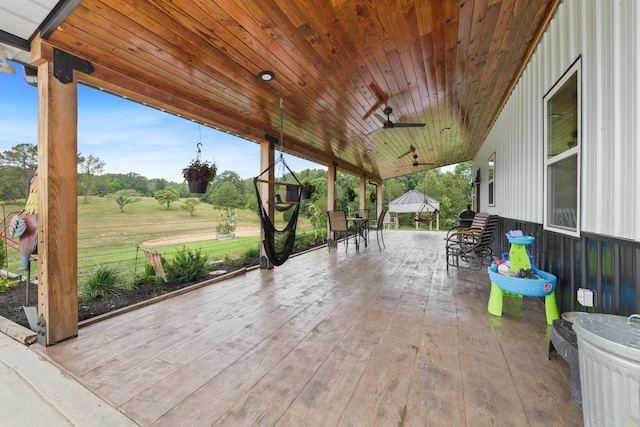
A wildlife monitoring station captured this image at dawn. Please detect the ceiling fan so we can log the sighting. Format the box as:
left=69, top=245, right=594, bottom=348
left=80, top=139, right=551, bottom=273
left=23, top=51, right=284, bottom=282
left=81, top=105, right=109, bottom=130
left=374, top=107, right=425, bottom=129
left=412, top=153, right=433, bottom=167
left=398, top=144, right=416, bottom=159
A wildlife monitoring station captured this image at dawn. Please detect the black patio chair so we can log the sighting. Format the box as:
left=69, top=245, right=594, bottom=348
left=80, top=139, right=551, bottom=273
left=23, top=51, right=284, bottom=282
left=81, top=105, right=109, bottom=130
left=445, top=213, right=499, bottom=270
left=365, top=208, right=387, bottom=250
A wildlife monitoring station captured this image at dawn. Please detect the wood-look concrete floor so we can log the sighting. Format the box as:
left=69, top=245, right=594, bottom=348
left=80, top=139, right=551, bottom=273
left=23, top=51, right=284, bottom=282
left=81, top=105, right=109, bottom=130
left=36, top=231, right=583, bottom=426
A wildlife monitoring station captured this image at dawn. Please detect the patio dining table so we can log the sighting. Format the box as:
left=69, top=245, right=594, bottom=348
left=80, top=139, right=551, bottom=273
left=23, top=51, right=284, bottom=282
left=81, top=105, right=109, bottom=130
left=347, top=216, right=369, bottom=250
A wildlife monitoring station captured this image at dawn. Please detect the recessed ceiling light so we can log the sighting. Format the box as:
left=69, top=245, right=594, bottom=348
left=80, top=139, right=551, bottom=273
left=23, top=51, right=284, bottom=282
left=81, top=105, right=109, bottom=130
left=258, top=71, right=275, bottom=81
left=441, top=127, right=451, bottom=133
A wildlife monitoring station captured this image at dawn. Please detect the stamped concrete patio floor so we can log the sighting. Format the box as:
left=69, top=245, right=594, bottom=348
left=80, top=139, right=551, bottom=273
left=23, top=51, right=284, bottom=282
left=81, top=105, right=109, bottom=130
left=33, top=231, right=582, bottom=426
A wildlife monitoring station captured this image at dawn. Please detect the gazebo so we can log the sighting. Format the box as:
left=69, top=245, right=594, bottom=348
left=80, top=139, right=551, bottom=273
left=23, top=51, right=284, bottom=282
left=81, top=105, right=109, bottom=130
left=389, top=190, right=440, bottom=230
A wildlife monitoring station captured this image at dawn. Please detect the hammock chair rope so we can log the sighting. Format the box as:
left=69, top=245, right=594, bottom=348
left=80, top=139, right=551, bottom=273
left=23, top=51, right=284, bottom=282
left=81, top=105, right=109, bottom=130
left=253, top=98, right=302, bottom=266
left=413, top=196, right=439, bottom=224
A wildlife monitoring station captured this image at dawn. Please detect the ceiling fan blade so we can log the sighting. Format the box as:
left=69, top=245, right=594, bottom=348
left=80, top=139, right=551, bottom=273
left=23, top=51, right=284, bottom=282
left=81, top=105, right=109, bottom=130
left=373, top=113, right=386, bottom=124
left=393, top=122, right=426, bottom=128
left=363, top=101, right=382, bottom=119
left=363, top=83, right=389, bottom=119
left=398, top=144, right=416, bottom=159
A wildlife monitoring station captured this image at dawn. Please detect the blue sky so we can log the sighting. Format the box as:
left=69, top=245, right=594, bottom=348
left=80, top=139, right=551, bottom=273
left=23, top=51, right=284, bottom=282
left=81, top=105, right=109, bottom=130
left=0, top=61, right=319, bottom=182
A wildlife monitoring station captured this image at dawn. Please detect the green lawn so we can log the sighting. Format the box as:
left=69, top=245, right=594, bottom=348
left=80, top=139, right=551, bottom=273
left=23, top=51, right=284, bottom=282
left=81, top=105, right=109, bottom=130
left=1, top=196, right=312, bottom=282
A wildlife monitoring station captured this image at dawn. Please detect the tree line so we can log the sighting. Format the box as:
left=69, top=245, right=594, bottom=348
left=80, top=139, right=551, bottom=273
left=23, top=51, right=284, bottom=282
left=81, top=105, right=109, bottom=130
left=1, top=143, right=473, bottom=229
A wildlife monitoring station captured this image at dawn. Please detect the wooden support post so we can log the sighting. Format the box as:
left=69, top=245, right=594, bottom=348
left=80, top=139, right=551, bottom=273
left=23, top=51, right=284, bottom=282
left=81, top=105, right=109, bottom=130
left=259, top=140, right=274, bottom=269
left=375, top=180, right=382, bottom=220
left=32, top=41, right=79, bottom=345
left=327, top=163, right=337, bottom=246
left=327, top=163, right=337, bottom=211
left=359, top=176, right=366, bottom=210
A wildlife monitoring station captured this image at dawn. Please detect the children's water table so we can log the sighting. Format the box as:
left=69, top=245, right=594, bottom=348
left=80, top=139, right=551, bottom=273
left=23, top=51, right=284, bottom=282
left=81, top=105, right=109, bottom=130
left=487, top=232, right=560, bottom=325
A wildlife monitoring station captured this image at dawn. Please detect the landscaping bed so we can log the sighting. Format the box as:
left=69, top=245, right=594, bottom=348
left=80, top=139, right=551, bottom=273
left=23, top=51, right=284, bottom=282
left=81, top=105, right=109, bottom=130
left=0, top=259, right=258, bottom=330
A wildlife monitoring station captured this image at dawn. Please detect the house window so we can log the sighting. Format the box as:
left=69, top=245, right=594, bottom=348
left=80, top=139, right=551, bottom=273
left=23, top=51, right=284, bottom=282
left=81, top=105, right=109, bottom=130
left=544, top=59, right=580, bottom=236
left=488, top=152, right=495, bottom=206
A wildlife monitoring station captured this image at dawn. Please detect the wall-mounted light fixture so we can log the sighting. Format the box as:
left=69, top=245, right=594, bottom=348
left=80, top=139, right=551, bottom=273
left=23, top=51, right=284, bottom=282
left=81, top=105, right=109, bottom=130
left=258, top=71, right=275, bottom=81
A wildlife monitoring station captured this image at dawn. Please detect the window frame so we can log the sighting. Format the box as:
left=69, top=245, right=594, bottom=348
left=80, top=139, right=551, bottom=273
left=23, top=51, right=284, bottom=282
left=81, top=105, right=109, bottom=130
left=543, top=59, right=581, bottom=237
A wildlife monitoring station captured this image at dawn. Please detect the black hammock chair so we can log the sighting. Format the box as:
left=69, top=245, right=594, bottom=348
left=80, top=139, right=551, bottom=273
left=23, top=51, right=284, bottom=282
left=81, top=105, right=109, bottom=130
left=253, top=155, right=302, bottom=266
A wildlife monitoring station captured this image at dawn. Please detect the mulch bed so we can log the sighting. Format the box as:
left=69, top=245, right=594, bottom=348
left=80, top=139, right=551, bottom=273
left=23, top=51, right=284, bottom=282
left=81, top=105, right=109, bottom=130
left=1, top=242, right=324, bottom=330
left=0, top=258, right=258, bottom=330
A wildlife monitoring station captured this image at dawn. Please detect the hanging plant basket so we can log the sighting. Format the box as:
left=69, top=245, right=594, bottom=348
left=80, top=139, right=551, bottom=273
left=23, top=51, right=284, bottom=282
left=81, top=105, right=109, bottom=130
left=188, top=180, right=209, bottom=194
left=301, top=182, right=315, bottom=200
left=182, top=142, right=217, bottom=194
left=345, top=188, right=356, bottom=202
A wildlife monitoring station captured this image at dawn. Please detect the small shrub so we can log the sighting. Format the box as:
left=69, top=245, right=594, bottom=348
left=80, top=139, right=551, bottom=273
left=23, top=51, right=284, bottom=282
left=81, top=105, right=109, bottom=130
left=0, top=277, right=18, bottom=293
left=242, top=246, right=260, bottom=259
left=165, top=246, right=209, bottom=284
left=79, top=265, right=127, bottom=302
left=294, top=230, right=325, bottom=249
left=133, top=263, right=163, bottom=286
left=225, top=256, right=244, bottom=267
left=216, top=222, right=236, bottom=234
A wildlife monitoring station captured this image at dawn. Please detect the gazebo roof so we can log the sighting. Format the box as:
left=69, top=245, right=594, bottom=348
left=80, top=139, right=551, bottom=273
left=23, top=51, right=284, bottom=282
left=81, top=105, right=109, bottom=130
left=389, top=189, right=439, bottom=213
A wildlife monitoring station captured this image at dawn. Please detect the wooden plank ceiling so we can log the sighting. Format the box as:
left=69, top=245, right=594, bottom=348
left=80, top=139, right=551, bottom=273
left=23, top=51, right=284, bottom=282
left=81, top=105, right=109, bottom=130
left=42, top=0, right=559, bottom=181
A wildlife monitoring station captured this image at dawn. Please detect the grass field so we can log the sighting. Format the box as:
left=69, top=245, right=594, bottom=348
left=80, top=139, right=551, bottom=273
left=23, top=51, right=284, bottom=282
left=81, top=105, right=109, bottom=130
left=1, top=196, right=312, bottom=282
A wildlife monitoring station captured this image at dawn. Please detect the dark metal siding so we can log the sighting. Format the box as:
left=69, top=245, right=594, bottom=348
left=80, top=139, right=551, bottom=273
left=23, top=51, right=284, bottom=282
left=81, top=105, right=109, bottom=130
left=491, top=218, right=639, bottom=316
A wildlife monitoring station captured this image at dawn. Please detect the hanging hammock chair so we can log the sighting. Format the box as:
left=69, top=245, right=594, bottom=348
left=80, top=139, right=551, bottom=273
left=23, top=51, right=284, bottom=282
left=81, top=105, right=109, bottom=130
left=252, top=99, right=302, bottom=266
left=413, top=196, right=439, bottom=224
left=253, top=155, right=301, bottom=266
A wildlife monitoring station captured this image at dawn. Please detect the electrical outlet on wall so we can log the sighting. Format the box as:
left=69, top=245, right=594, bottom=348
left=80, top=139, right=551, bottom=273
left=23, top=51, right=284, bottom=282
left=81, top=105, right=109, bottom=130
left=577, top=288, right=594, bottom=307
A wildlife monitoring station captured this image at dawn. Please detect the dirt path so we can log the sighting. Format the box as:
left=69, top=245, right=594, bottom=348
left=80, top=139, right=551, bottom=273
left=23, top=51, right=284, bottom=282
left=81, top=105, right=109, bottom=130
left=141, top=226, right=261, bottom=247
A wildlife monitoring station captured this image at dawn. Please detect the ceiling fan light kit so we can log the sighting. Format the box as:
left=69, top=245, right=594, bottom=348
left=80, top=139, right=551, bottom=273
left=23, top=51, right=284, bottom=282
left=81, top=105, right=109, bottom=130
left=412, top=153, right=433, bottom=167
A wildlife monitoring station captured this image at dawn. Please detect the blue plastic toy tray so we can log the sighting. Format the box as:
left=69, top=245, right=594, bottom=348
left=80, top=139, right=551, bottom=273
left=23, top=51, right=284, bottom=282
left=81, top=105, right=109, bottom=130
left=488, top=262, right=556, bottom=297
left=506, top=233, right=535, bottom=245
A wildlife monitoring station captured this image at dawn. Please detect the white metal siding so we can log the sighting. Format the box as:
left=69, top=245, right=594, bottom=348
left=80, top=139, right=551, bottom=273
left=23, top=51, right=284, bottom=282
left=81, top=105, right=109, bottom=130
left=475, top=0, right=640, bottom=242
left=0, top=0, right=60, bottom=40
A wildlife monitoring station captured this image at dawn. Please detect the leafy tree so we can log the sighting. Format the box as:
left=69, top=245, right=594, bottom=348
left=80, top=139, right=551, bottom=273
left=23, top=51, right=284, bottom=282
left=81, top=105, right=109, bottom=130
left=0, top=166, right=25, bottom=202
left=181, top=198, right=200, bottom=216
left=108, top=189, right=141, bottom=213
left=149, top=178, right=168, bottom=194
left=117, top=172, right=150, bottom=196
left=210, top=181, right=242, bottom=219
left=154, top=187, right=180, bottom=209
left=0, top=143, right=38, bottom=199
left=212, top=170, right=244, bottom=196
left=380, top=178, right=405, bottom=206
left=78, top=154, right=105, bottom=203
left=244, top=179, right=258, bottom=212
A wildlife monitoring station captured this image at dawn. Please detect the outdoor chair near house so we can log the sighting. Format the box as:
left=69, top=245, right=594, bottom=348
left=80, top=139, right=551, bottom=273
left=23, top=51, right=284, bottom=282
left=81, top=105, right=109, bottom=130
left=327, top=210, right=353, bottom=252
left=445, top=213, right=499, bottom=270
left=365, top=208, right=387, bottom=250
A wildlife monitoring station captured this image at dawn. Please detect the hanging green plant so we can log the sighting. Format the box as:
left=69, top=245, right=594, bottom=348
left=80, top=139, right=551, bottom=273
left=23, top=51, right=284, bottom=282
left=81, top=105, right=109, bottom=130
left=345, top=188, right=356, bottom=201
left=301, top=182, right=315, bottom=199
